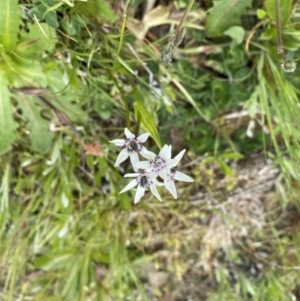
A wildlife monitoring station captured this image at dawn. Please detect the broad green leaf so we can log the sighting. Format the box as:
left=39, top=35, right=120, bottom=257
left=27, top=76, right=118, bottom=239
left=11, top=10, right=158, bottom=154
left=76, top=0, right=116, bottom=23
left=265, top=0, right=291, bottom=26
left=45, top=67, right=88, bottom=125
left=2, top=51, right=47, bottom=87
left=256, top=9, right=267, bottom=19
left=61, top=15, right=78, bottom=36
left=0, top=71, right=16, bottom=155
left=45, top=11, right=59, bottom=29
left=93, top=93, right=113, bottom=120
left=96, top=0, right=116, bottom=23
left=0, top=0, right=20, bottom=50
left=16, top=95, right=54, bottom=153
left=15, top=23, right=57, bottom=59
left=224, top=26, right=245, bottom=45
left=28, top=4, right=47, bottom=20
left=205, top=0, right=252, bottom=38
left=134, top=102, right=162, bottom=149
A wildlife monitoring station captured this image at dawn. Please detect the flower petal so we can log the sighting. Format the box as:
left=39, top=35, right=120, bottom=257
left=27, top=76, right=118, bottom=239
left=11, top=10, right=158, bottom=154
left=130, top=152, right=140, bottom=172
left=147, top=171, right=159, bottom=179
left=137, top=132, right=150, bottom=143
left=159, top=144, right=171, bottom=160
left=109, top=139, right=126, bottom=146
left=124, top=128, right=135, bottom=139
left=167, top=145, right=172, bottom=160
left=124, top=173, right=141, bottom=178
left=158, top=168, right=168, bottom=179
left=140, top=147, right=156, bottom=160
left=164, top=179, right=177, bottom=199
left=134, top=160, right=152, bottom=170
left=174, top=171, right=194, bottom=182
left=172, top=149, right=186, bottom=166
left=134, top=186, right=145, bottom=203
left=120, top=179, right=138, bottom=194
left=166, top=159, right=176, bottom=168
left=149, top=184, right=162, bottom=202
left=115, top=148, right=129, bottom=166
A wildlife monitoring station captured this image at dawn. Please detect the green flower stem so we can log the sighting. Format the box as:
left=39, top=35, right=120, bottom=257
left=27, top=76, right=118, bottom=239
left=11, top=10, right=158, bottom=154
left=275, top=0, right=286, bottom=62
left=172, top=0, right=195, bottom=44
left=161, top=0, right=195, bottom=63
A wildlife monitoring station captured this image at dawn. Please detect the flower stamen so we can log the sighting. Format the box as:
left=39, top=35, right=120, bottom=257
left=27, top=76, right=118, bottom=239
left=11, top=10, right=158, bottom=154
left=127, top=140, right=139, bottom=153
left=140, top=175, right=149, bottom=188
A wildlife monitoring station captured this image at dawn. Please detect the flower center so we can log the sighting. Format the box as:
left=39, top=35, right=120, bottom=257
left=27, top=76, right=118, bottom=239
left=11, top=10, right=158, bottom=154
left=126, top=140, right=139, bottom=152
left=153, top=157, right=164, bottom=168
left=140, top=175, right=149, bottom=188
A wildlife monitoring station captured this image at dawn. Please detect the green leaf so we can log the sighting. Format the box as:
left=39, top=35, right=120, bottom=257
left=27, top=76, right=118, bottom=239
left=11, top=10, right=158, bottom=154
left=217, top=158, right=234, bottom=177
left=3, top=53, right=47, bottom=87
left=220, top=152, right=243, bottom=160
left=45, top=67, right=88, bottom=125
left=256, top=8, right=267, bottom=19
left=34, top=251, right=74, bottom=271
left=61, top=15, right=78, bottom=36
left=15, top=23, right=57, bottom=59
left=45, top=11, right=59, bottom=29
left=0, top=72, right=16, bottom=155
left=120, top=192, right=132, bottom=211
left=205, top=0, right=252, bottom=38
left=96, top=0, right=116, bottom=23
left=93, top=94, right=113, bottom=120
left=16, top=95, right=54, bottom=153
left=76, top=0, right=116, bottom=23
left=28, top=4, right=47, bottom=20
left=0, top=0, right=20, bottom=50
left=265, top=0, right=291, bottom=26
left=224, top=26, right=245, bottom=45
left=134, top=102, right=162, bottom=149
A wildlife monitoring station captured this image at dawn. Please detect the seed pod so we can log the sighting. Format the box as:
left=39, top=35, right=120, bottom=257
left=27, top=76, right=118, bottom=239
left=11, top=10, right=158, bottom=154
left=161, top=42, right=175, bottom=64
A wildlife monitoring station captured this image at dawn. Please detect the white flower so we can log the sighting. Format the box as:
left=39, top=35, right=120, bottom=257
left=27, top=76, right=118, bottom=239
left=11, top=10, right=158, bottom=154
left=134, top=144, right=175, bottom=179
left=110, top=128, right=153, bottom=172
left=120, top=172, right=164, bottom=204
left=164, top=150, right=194, bottom=199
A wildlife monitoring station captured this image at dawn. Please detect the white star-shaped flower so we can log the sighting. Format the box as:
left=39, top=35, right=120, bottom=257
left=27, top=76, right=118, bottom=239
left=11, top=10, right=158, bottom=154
left=110, top=128, right=153, bottom=172
left=164, top=150, right=194, bottom=199
left=120, top=172, right=164, bottom=204
left=134, top=144, right=175, bottom=179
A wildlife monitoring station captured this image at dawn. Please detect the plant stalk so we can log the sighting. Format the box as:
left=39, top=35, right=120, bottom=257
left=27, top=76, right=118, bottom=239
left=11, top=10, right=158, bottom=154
left=275, top=0, right=286, bottom=62
left=172, top=0, right=195, bottom=43
left=161, top=0, right=195, bottom=63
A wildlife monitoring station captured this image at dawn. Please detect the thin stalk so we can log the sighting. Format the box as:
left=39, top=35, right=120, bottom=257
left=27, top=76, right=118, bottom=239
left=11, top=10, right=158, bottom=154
left=275, top=0, right=286, bottom=61
left=275, top=0, right=297, bottom=72
left=172, top=0, right=195, bottom=43
left=110, top=74, right=131, bottom=129
left=161, top=0, right=195, bottom=64
left=113, top=14, right=127, bottom=71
